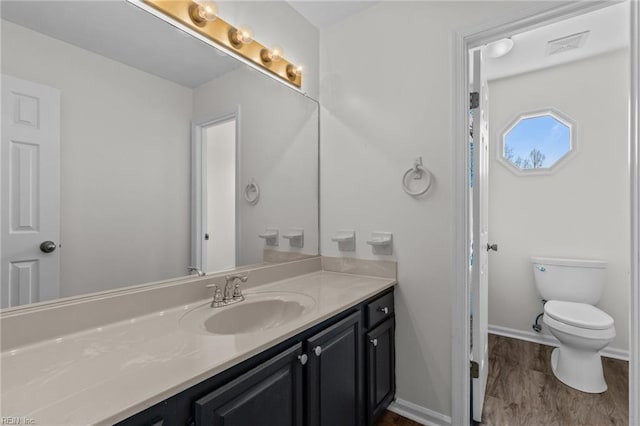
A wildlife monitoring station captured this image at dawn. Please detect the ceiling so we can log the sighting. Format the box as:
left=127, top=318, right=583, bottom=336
left=1, top=1, right=241, bottom=88
left=286, top=1, right=378, bottom=29
left=482, top=2, right=629, bottom=82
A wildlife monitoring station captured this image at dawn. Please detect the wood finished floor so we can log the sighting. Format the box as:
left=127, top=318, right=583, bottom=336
left=374, top=335, right=628, bottom=426
left=375, top=410, right=423, bottom=426
left=481, top=334, right=628, bottom=426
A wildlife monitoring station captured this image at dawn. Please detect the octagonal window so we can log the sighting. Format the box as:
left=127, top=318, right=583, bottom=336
left=499, top=110, right=575, bottom=174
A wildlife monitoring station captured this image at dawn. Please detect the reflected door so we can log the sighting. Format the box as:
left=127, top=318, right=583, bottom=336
left=204, top=119, right=237, bottom=272
left=1, top=75, right=60, bottom=308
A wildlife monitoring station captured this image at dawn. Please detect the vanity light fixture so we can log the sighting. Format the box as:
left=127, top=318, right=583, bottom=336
left=189, top=0, right=218, bottom=25
left=141, top=0, right=302, bottom=88
left=228, top=25, right=254, bottom=48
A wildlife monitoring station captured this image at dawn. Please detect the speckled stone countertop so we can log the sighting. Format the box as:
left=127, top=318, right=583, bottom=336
left=0, top=271, right=396, bottom=425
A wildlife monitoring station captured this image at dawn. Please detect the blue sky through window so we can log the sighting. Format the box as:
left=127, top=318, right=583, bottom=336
left=504, top=115, right=571, bottom=169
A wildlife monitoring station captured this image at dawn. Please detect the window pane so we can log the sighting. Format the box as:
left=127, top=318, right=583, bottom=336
left=503, top=114, right=571, bottom=170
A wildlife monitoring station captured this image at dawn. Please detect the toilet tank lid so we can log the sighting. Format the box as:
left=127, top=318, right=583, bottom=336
left=531, top=257, right=607, bottom=269
left=544, top=301, right=614, bottom=330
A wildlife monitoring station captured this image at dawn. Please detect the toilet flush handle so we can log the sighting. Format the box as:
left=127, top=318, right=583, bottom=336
left=536, top=265, right=546, bottom=272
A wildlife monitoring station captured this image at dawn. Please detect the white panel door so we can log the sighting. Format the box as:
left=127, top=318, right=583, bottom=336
left=471, top=50, right=491, bottom=422
left=1, top=75, right=61, bottom=308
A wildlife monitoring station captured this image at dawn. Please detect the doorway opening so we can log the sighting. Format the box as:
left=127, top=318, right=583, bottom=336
left=453, top=2, right=639, bottom=425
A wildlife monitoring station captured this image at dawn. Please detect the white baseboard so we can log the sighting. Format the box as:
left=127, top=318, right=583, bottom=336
left=488, top=324, right=629, bottom=361
left=388, top=398, right=452, bottom=426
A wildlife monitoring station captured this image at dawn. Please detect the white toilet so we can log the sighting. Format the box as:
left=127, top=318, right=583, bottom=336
left=531, top=257, right=615, bottom=393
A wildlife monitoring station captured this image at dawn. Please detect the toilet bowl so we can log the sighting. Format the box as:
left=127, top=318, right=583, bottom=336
left=531, top=257, right=615, bottom=394
left=543, top=301, right=615, bottom=393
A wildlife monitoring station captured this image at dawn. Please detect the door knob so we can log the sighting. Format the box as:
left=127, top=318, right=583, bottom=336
left=40, top=241, right=57, bottom=253
left=486, top=243, right=498, bottom=252
left=313, top=346, right=322, bottom=356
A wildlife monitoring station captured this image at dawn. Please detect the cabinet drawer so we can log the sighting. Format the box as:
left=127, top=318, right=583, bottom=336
left=366, top=291, right=394, bottom=328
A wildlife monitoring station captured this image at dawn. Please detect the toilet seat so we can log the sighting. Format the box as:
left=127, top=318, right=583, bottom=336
left=543, top=314, right=616, bottom=340
left=544, top=300, right=614, bottom=330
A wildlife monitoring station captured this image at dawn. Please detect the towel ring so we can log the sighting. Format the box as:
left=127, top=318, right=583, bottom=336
left=402, top=157, right=432, bottom=197
left=244, top=180, right=260, bottom=205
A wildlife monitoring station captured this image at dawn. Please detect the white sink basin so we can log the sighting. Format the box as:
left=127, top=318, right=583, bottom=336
left=180, top=291, right=316, bottom=335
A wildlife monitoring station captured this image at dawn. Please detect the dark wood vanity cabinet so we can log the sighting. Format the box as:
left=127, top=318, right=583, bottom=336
left=195, top=343, right=304, bottom=425
left=116, top=288, right=395, bottom=426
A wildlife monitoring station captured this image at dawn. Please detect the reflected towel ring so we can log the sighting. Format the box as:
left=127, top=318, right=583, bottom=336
left=244, top=179, right=260, bottom=204
left=402, top=157, right=432, bottom=197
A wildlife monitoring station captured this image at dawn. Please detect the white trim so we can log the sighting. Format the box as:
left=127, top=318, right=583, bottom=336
left=388, top=398, right=452, bottom=426
left=629, top=1, right=639, bottom=424
left=488, top=324, right=629, bottom=361
left=452, top=2, right=638, bottom=426
left=451, top=27, right=471, bottom=426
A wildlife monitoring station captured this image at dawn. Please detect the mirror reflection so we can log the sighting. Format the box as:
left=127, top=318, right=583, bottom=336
left=0, top=1, right=319, bottom=309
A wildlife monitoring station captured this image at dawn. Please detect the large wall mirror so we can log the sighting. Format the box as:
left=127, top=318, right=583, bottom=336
left=0, top=1, right=319, bottom=309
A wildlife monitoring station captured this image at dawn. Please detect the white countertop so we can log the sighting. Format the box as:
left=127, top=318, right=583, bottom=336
left=0, top=271, right=395, bottom=425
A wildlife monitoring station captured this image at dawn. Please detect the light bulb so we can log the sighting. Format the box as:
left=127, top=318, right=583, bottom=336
left=268, top=45, right=283, bottom=62
left=190, top=0, right=217, bottom=24
left=236, top=26, right=253, bottom=44
left=261, top=45, right=284, bottom=64
left=229, top=25, right=254, bottom=48
left=286, top=64, right=303, bottom=80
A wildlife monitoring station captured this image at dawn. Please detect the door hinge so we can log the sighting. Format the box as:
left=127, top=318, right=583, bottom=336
left=470, top=92, right=480, bottom=109
left=470, top=360, right=479, bottom=378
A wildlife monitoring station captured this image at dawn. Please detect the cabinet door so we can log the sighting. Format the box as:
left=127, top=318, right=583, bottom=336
left=306, top=311, right=362, bottom=426
left=114, top=400, right=172, bottom=426
left=194, top=343, right=303, bottom=426
left=366, top=317, right=396, bottom=424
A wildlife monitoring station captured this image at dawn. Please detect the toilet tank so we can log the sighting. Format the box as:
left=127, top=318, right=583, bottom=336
left=531, top=257, right=607, bottom=304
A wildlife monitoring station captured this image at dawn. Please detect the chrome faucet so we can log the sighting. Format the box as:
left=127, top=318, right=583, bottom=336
left=206, top=273, right=248, bottom=308
left=224, top=274, right=248, bottom=303
left=187, top=266, right=205, bottom=277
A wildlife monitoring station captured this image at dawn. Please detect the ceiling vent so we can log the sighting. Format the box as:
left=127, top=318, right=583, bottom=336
left=546, top=31, right=590, bottom=55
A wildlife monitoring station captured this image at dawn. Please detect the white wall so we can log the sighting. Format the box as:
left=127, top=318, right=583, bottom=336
left=194, top=67, right=319, bottom=266
left=320, top=1, right=544, bottom=417
left=217, top=1, right=320, bottom=99
left=488, top=50, right=630, bottom=351
left=206, top=120, right=237, bottom=272
left=1, top=20, right=193, bottom=297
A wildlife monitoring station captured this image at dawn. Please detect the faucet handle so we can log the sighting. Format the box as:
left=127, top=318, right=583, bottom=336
left=232, top=283, right=244, bottom=301
left=208, top=284, right=223, bottom=307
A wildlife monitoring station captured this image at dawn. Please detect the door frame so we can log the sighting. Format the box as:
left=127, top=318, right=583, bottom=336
left=191, top=108, right=241, bottom=272
left=451, top=2, right=639, bottom=425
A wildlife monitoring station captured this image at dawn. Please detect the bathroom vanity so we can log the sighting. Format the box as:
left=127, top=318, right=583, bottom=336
left=0, top=260, right=396, bottom=425
left=117, top=287, right=395, bottom=426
